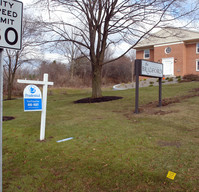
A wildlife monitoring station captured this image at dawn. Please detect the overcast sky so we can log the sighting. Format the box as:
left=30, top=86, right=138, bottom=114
left=19, top=0, right=199, bottom=64
left=19, top=0, right=133, bottom=62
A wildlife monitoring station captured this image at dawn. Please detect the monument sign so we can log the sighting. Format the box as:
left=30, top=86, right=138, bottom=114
left=134, top=59, right=163, bottom=114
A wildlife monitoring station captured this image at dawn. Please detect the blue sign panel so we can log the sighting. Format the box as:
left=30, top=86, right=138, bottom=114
left=24, top=99, right=42, bottom=111
left=23, top=85, right=42, bottom=111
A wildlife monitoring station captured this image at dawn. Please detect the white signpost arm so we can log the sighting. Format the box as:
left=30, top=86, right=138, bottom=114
left=17, top=79, right=53, bottom=86
left=40, top=74, right=48, bottom=141
left=0, top=49, right=3, bottom=192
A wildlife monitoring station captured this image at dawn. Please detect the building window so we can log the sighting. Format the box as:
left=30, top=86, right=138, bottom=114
left=144, top=49, right=150, bottom=59
left=196, top=43, right=199, bottom=54
left=165, top=47, right=171, bottom=54
left=196, top=60, right=199, bottom=71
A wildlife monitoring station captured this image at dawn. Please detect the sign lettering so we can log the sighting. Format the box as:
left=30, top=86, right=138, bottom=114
left=0, top=0, right=23, bottom=49
left=141, top=60, right=163, bottom=78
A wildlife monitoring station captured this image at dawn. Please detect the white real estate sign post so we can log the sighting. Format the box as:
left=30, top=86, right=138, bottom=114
left=0, top=1, right=23, bottom=191
left=18, top=74, right=54, bottom=141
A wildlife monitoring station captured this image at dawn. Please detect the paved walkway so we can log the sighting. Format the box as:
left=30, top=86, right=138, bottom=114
left=113, top=77, right=179, bottom=90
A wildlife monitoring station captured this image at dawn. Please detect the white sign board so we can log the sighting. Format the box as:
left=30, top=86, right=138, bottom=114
left=141, top=60, right=163, bottom=78
left=23, top=85, right=42, bottom=111
left=0, top=0, right=23, bottom=50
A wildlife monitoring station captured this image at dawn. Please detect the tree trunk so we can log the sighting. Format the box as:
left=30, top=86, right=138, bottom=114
left=92, top=64, right=102, bottom=98
left=70, top=60, right=74, bottom=80
left=7, top=73, right=15, bottom=100
left=7, top=82, right=13, bottom=100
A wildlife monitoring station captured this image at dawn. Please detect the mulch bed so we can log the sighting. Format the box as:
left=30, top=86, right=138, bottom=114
left=3, top=116, right=15, bottom=121
left=74, top=96, right=123, bottom=103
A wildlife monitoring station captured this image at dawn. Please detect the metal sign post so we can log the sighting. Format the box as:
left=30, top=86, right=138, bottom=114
left=135, top=60, right=140, bottom=114
left=0, top=1, right=23, bottom=190
left=159, top=77, right=162, bottom=107
left=134, top=59, right=163, bottom=114
left=0, top=49, right=3, bottom=192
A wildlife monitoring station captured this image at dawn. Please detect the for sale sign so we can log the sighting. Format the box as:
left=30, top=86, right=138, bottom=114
left=23, top=85, right=42, bottom=112
left=0, top=0, right=23, bottom=50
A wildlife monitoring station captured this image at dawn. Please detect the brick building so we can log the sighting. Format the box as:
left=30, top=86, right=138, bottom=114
left=134, top=28, right=199, bottom=76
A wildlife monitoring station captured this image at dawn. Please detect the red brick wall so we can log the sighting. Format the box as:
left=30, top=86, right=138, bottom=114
left=136, top=48, right=154, bottom=61
left=154, top=44, right=185, bottom=76
left=136, top=50, right=143, bottom=59
left=136, top=42, right=199, bottom=76
left=186, top=43, right=199, bottom=75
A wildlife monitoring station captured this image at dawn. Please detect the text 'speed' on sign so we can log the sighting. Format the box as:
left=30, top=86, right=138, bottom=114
left=0, top=0, right=23, bottom=50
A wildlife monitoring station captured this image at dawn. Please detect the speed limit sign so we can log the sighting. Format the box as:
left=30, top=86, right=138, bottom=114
left=0, top=0, right=23, bottom=50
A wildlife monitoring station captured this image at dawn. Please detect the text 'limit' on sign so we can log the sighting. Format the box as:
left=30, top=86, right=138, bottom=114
left=0, top=0, right=23, bottom=50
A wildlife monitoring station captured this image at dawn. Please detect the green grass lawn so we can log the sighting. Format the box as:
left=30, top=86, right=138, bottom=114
left=3, top=82, right=199, bottom=192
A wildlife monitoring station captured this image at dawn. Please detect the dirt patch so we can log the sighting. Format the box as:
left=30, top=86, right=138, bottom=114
left=3, top=116, right=15, bottom=121
left=137, top=88, right=199, bottom=115
left=190, top=88, right=199, bottom=92
left=144, top=93, right=199, bottom=109
left=153, top=110, right=176, bottom=115
left=74, top=96, right=123, bottom=103
left=157, top=140, right=181, bottom=148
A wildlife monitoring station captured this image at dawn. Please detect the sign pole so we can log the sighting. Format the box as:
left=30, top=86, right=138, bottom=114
left=40, top=74, right=48, bottom=141
left=0, top=49, right=4, bottom=192
left=135, top=60, right=139, bottom=114
left=0, top=1, right=23, bottom=190
left=159, top=77, right=162, bottom=107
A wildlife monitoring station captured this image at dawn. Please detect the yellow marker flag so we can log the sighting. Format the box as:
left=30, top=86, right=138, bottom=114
left=167, top=171, right=176, bottom=180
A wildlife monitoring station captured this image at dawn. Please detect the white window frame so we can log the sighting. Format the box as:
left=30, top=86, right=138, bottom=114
left=196, top=43, right=199, bottom=54
left=196, top=59, right=199, bottom=71
left=144, top=49, right=150, bottom=59
left=165, top=47, right=171, bottom=54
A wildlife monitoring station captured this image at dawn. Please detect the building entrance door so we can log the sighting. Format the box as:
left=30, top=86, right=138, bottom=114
left=162, top=58, right=174, bottom=76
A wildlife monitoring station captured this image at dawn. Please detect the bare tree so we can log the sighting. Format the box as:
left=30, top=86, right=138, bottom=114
left=52, top=29, right=82, bottom=80
left=34, top=0, right=199, bottom=98
left=3, top=15, right=42, bottom=100
left=103, top=56, right=132, bottom=84
left=39, top=60, right=68, bottom=86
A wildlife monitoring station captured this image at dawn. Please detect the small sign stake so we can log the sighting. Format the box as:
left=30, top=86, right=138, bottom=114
left=56, top=137, right=74, bottom=143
